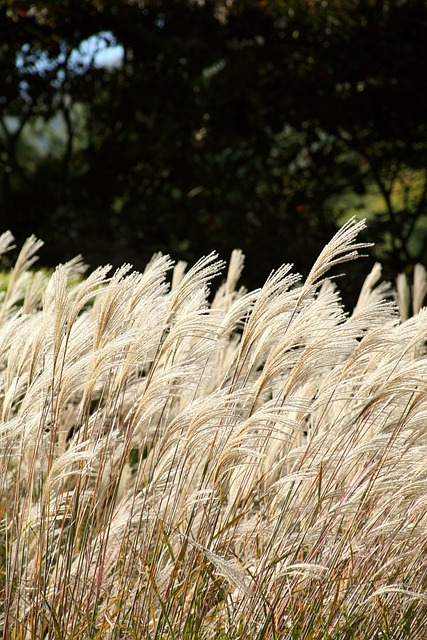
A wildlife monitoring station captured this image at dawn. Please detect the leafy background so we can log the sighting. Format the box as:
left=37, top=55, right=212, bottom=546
left=1, top=0, right=427, bottom=303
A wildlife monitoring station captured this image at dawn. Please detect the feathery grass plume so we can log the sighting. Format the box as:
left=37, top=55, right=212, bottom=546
left=396, top=271, right=411, bottom=322
left=0, top=234, right=44, bottom=325
left=395, top=264, right=427, bottom=323
left=412, top=263, right=427, bottom=315
left=1, top=219, right=427, bottom=639
left=0, top=231, right=15, bottom=262
left=352, top=262, right=393, bottom=314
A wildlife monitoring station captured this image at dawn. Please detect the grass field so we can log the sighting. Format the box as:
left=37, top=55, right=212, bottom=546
left=1, top=220, right=427, bottom=639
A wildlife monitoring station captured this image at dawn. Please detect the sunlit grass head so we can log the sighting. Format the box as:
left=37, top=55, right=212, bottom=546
left=1, top=219, right=427, bottom=639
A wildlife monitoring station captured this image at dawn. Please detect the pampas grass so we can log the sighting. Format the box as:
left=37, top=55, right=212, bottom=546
left=1, top=219, right=427, bottom=639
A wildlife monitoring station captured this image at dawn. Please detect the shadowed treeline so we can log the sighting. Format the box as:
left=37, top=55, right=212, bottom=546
left=1, top=0, right=427, bottom=300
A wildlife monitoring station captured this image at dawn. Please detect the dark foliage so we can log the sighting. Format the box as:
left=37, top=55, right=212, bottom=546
left=1, top=0, right=427, bottom=302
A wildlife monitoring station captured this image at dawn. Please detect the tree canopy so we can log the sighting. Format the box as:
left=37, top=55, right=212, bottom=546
left=1, top=0, right=427, bottom=297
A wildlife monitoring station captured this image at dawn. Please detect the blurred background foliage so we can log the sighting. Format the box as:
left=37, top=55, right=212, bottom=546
left=1, top=0, right=427, bottom=301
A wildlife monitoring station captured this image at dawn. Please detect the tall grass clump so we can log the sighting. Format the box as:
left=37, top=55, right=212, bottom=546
left=1, top=219, right=427, bottom=639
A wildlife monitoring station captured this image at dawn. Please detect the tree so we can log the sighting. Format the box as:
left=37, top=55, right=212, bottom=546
left=1, top=0, right=427, bottom=298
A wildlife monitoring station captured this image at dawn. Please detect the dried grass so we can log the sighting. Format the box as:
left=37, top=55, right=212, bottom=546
left=1, top=218, right=427, bottom=639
